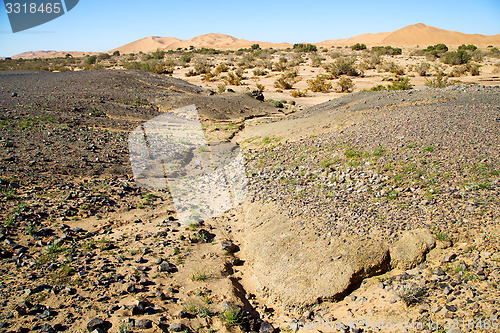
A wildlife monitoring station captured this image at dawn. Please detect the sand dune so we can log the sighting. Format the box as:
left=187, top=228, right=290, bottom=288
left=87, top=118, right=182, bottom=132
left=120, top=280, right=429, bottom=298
left=110, top=33, right=291, bottom=54
left=318, top=23, right=500, bottom=47
left=11, top=50, right=97, bottom=59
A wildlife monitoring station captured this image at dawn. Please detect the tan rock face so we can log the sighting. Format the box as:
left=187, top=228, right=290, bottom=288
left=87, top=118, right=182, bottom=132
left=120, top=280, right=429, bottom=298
left=241, top=202, right=390, bottom=309
left=390, top=229, right=436, bottom=270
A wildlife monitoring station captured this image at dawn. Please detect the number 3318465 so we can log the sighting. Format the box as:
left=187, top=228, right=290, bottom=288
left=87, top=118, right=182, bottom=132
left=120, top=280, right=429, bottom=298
left=5, top=2, right=62, bottom=14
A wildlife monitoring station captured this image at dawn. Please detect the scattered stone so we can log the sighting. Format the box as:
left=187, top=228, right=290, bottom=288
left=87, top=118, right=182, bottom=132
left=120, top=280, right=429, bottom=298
left=170, top=323, right=183, bottom=332
left=221, top=240, right=237, bottom=253
left=135, top=319, right=153, bottom=330
left=260, top=321, right=276, bottom=333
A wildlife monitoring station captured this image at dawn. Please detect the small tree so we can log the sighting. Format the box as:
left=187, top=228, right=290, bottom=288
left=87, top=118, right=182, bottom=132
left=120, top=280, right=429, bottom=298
left=85, top=55, right=97, bottom=65
left=152, top=49, right=166, bottom=59
left=293, top=43, right=317, bottom=52
left=251, top=44, right=260, bottom=50
left=337, top=77, right=354, bottom=92
left=112, top=50, right=120, bottom=57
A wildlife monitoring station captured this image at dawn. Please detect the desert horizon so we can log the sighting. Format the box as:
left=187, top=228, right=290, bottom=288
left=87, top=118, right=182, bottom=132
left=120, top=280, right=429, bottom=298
left=8, top=23, right=500, bottom=59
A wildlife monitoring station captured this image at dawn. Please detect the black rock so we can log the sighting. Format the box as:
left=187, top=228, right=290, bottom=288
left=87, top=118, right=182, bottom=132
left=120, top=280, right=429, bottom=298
left=11, top=92, right=18, bottom=97
left=221, top=240, right=238, bottom=253
left=86, top=317, right=104, bottom=331
left=41, top=323, right=55, bottom=332
left=135, top=319, right=153, bottom=330
left=260, top=321, right=276, bottom=333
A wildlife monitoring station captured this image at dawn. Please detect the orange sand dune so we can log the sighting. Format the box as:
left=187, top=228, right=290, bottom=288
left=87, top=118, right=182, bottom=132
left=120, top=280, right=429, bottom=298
left=317, top=23, right=500, bottom=47
left=110, top=33, right=291, bottom=53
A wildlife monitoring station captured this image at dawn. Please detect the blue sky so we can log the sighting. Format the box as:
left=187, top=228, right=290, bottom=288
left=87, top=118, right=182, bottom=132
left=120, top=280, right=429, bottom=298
left=1, top=0, right=499, bottom=57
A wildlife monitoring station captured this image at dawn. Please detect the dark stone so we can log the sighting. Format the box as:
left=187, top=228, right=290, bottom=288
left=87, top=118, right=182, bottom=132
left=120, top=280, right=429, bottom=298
left=86, top=317, right=104, bottom=331
left=196, top=229, right=215, bottom=243
left=40, top=323, right=55, bottom=332
left=135, top=319, right=153, bottom=330
left=221, top=240, right=238, bottom=253
left=259, top=321, right=276, bottom=333
left=11, top=92, right=18, bottom=97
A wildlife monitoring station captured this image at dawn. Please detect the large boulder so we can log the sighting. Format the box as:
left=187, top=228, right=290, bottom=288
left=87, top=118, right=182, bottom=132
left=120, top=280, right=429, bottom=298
left=241, top=202, right=390, bottom=309
left=390, top=229, right=436, bottom=270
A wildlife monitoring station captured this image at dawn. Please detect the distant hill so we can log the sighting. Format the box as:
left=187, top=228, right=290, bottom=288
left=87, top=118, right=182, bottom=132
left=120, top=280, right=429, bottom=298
left=317, top=23, right=500, bottom=47
left=109, top=33, right=292, bottom=54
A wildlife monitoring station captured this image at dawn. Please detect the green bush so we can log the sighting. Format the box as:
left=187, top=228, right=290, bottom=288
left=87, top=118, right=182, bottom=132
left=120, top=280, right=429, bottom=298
left=371, top=46, right=402, bottom=55
left=442, top=50, right=471, bottom=65
left=252, top=68, right=268, bottom=76
left=251, top=44, right=260, bottom=50
left=458, top=44, right=477, bottom=52
left=266, top=99, right=284, bottom=108
left=98, top=53, right=111, bottom=60
left=424, top=44, right=448, bottom=58
left=351, top=43, right=367, bottom=51
left=85, top=55, right=97, bottom=65
left=293, top=43, right=317, bottom=52
left=112, top=50, right=120, bottom=57
left=151, top=49, right=166, bottom=59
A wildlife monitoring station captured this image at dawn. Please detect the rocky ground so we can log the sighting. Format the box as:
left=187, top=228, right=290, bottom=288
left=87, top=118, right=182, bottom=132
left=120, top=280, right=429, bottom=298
left=0, top=70, right=499, bottom=333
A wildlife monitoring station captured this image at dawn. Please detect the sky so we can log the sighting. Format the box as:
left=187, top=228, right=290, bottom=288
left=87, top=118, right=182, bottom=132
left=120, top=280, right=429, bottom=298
left=1, top=0, right=499, bottom=57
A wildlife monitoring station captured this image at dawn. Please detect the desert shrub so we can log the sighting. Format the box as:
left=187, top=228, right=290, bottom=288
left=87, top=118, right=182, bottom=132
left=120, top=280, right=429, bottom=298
left=85, top=55, right=97, bottom=65
left=359, top=55, right=382, bottom=70
left=442, top=50, right=471, bottom=65
left=415, top=62, right=431, bottom=76
left=214, top=63, right=229, bottom=74
left=273, top=57, right=288, bottom=72
left=185, top=69, right=197, bottom=77
left=251, top=44, right=260, bottom=50
left=371, top=46, right=402, bottom=55
left=488, top=47, right=500, bottom=58
left=123, top=60, right=173, bottom=74
left=193, top=60, right=212, bottom=74
left=388, top=76, right=412, bottom=90
left=290, top=53, right=305, bottom=67
left=351, top=43, right=367, bottom=51
left=467, top=62, right=480, bottom=76
left=470, top=49, right=484, bottom=62
left=256, top=83, right=265, bottom=92
left=449, top=65, right=467, bottom=77
left=337, top=77, right=354, bottom=92
left=424, top=44, right=448, bottom=58
left=293, top=43, right=317, bottom=52
left=256, top=59, right=273, bottom=70
left=266, top=99, right=284, bottom=108
left=98, top=53, right=111, bottom=60
left=217, top=84, right=226, bottom=93
left=364, top=84, right=387, bottom=91
left=307, top=74, right=332, bottom=92
left=112, top=50, right=120, bottom=57
left=274, top=75, right=295, bottom=90
left=151, top=49, right=166, bottom=60
left=425, top=72, right=451, bottom=88
left=179, top=54, right=191, bottom=63
left=458, top=44, right=477, bottom=52
left=493, top=62, right=500, bottom=74
left=381, top=61, right=405, bottom=75
left=310, top=55, right=323, bottom=67
left=224, top=72, right=242, bottom=85
left=290, top=89, right=308, bottom=97
left=283, top=69, right=299, bottom=80
left=326, top=58, right=362, bottom=77
left=235, top=67, right=245, bottom=78
left=252, top=68, right=268, bottom=76
left=201, top=72, right=216, bottom=82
